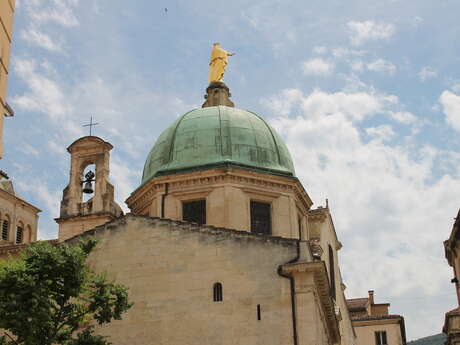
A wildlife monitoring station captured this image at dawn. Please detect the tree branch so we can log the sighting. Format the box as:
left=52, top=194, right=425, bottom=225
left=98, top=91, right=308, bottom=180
left=3, top=332, right=20, bottom=345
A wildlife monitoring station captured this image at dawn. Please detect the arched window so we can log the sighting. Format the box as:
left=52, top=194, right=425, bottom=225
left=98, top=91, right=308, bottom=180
left=213, top=282, right=223, bottom=302
left=16, top=224, right=24, bottom=244
left=328, top=245, right=336, bottom=300
left=2, top=216, right=10, bottom=241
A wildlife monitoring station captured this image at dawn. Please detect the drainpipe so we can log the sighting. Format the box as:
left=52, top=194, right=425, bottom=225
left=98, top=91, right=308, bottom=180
left=278, top=244, right=300, bottom=345
left=161, top=183, right=169, bottom=218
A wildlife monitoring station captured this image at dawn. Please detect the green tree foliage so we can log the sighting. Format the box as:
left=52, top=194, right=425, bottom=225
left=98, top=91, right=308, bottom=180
left=0, top=238, right=132, bottom=345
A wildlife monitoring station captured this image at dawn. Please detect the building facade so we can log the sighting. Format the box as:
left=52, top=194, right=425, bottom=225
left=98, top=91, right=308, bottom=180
left=443, top=209, right=460, bottom=345
left=347, top=291, right=406, bottom=345
left=0, top=0, right=16, bottom=159
left=0, top=171, right=40, bottom=256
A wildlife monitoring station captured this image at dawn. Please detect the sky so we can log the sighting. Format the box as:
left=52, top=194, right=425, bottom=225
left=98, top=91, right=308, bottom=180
left=2, top=0, right=460, bottom=340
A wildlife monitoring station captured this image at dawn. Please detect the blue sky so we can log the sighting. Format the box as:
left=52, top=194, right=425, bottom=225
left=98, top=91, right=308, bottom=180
left=2, top=0, right=460, bottom=340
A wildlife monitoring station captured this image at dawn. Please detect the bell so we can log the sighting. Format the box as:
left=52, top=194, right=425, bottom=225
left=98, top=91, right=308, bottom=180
left=82, top=181, right=94, bottom=194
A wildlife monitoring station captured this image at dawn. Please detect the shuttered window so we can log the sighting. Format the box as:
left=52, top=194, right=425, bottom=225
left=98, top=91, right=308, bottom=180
left=16, top=226, right=23, bottom=244
left=1, top=220, right=8, bottom=241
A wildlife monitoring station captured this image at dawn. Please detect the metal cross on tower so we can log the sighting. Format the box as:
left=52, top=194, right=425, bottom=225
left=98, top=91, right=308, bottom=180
left=82, top=116, right=99, bottom=136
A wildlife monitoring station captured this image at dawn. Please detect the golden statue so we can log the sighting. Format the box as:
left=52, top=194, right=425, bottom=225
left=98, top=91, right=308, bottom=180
left=208, top=43, right=234, bottom=83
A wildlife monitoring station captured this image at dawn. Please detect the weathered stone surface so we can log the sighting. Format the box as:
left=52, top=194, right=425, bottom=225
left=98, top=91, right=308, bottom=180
left=72, top=215, right=298, bottom=345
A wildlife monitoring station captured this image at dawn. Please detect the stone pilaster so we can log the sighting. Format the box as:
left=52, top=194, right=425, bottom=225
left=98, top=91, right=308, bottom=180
left=280, top=261, right=340, bottom=345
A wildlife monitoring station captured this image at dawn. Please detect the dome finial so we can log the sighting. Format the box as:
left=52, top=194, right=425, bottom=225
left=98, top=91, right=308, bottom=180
left=202, top=82, right=235, bottom=108
left=203, top=43, right=235, bottom=108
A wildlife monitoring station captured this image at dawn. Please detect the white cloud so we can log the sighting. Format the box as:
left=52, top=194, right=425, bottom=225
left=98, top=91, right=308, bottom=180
left=20, top=28, right=62, bottom=51
left=302, top=58, right=334, bottom=76
left=312, top=46, right=327, bottom=55
left=11, top=58, right=72, bottom=121
left=451, top=83, right=460, bottom=93
left=367, top=59, right=396, bottom=75
left=19, top=143, right=40, bottom=157
left=265, top=87, right=459, bottom=310
left=348, top=20, right=396, bottom=46
left=27, top=0, right=80, bottom=27
left=413, top=16, right=423, bottom=27
left=110, top=156, right=141, bottom=212
left=296, top=89, right=396, bottom=121
left=15, top=179, right=61, bottom=218
left=366, top=125, right=395, bottom=142
left=19, top=0, right=79, bottom=51
left=388, top=111, right=417, bottom=124
left=419, top=66, right=437, bottom=82
left=261, top=89, right=303, bottom=117
left=350, top=60, right=365, bottom=72
left=332, top=47, right=366, bottom=58
left=440, top=91, right=460, bottom=132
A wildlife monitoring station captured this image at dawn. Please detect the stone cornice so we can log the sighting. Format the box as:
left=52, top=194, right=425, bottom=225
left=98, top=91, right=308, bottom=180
left=352, top=316, right=402, bottom=327
left=67, top=136, right=113, bottom=153
left=54, top=212, right=117, bottom=224
left=280, top=261, right=340, bottom=344
left=65, top=213, right=299, bottom=249
left=127, top=167, right=313, bottom=215
left=0, top=239, right=57, bottom=255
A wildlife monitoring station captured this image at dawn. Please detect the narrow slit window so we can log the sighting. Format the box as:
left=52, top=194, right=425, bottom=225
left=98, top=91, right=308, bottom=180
left=183, top=200, right=206, bottom=224
left=213, top=282, right=223, bottom=302
left=16, top=226, right=23, bottom=244
left=257, top=304, right=261, bottom=321
left=1, top=220, right=8, bottom=241
left=250, top=201, right=271, bottom=235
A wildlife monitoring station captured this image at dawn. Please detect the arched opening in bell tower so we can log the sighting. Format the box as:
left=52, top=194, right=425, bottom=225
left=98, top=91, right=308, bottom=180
left=81, top=163, right=96, bottom=203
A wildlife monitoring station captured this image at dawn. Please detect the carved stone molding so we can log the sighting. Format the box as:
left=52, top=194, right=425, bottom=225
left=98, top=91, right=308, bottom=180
left=127, top=167, right=313, bottom=216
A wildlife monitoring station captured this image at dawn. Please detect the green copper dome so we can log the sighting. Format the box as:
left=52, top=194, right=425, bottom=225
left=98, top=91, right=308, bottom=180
left=142, top=106, right=295, bottom=184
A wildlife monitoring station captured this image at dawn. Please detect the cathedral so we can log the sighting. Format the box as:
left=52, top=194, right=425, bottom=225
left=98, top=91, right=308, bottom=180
left=0, top=9, right=409, bottom=342
left=52, top=79, right=356, bottom=345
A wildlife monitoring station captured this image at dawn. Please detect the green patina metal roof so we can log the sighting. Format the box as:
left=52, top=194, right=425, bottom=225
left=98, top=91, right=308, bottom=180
left=142, top=106, right=295, bottom=184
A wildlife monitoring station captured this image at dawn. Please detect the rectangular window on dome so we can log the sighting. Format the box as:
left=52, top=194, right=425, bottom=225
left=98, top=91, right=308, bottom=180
left=250, top=201, right=271, bottom=235
left=183, top=200, right=206, bottom=224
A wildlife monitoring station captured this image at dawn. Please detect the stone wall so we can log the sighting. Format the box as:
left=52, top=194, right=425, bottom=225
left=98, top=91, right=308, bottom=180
left=78, top=214, right=300, bottom=345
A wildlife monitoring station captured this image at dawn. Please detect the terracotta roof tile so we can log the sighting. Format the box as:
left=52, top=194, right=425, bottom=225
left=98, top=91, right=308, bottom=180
left=346, top=298, right=369, bottom=310
left=351, top=314, right=403, bottom=321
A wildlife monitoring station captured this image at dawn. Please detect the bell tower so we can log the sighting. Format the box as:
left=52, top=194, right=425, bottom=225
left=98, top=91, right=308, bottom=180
left=55, top=136, right=123, bottom=241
